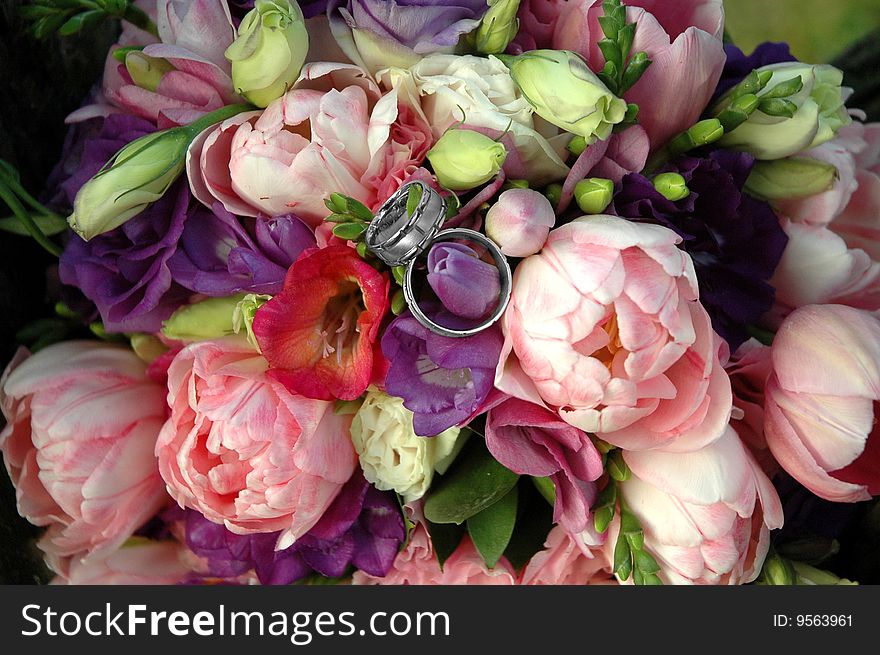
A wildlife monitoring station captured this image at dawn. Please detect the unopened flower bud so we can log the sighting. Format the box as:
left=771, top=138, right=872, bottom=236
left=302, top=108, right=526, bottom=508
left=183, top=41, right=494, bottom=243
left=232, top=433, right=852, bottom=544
left=69, top=128, right=189, bottom=240
left=474, top=0, right=521, bottom=55
left=125, top=51, right=174, bottom=92
left=758, top=552, right=796, bottom=585
left=544, top=183, right=562, bottom=207
left=486, top=188, right=555, bottom=257
left=502, top=49, right=627, bottom=140
left=574, top=178, right=614, bottom=214
left=427, top=129, right=507, bottom=191
left=225, top=0, right=308, bottom=108
left=232, top=293, right=271, bottom=351
left=791, top=562, right=858, bottom=586
left=745, top=156, right=838, bottom=200
left=162, top=295, right=246, bottom=342
left=653, top=172, right=690, bottom=201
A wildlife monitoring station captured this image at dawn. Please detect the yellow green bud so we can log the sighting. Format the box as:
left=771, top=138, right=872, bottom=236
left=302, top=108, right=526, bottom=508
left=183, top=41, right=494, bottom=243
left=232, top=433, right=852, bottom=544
left=474, top=0, right=521, bottom=55
left=544, top=182, right=563, bottom=207
left=745, top=156, right=838, bottom=200
left=68, top=128, right=189, bottom=241
left=503, top=49, right=627, bottom=140
left=125, top=51, right=174, bottom=92
left=129, top=333, right=168, bottom=364
left=162, top=295, right=247, bottom=342
left=574, top=177, right=614, bottom=214
left=225, top=0, right=308, bottom=108
left=653, top=172, right=690, bottom=201
left=427, top=129, right=507, bottom=191
left=232, top=293, right=271, bottom=351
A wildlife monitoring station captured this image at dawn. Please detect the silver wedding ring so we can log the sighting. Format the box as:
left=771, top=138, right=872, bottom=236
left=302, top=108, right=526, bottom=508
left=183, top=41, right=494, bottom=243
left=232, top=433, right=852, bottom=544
left=366, top=182, right=512, bottom=338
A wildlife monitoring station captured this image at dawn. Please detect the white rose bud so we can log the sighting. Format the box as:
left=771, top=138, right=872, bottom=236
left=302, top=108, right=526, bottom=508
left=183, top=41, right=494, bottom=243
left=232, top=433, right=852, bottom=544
left=350, top=390, right=463, bottom=502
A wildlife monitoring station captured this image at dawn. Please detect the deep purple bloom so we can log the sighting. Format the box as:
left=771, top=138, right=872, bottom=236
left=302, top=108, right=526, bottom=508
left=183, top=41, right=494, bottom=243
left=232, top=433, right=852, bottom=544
left=298, top=0, right=328, bottom=17
left=381, top=311, right=503, bottom=436
left=427, top=242, right=500, bottom=320
left=59, top=181, right=191, bottom=333
left=45, top=114, right=155, bottom=210
left=184, top=472, right=405, bottom=584
left=329, top=0, right=489, bottom=66
left=169, top=205, right=315, bottom=296
left=713, top=42, right=797, bottom=101
left=614, top=150, right=788, bottom=351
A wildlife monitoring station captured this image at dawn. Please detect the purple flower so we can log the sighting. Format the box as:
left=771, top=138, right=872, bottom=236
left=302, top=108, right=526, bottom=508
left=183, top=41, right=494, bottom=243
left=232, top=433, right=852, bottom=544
left=713, top=42, right=797, bottom=101
left=184, top=472, right=405, bottom=584
left=59, top=181, right=191, bottom=333
left=427, top=242, right=500, bottom=320
left=169, top=204, right=315, bottom=296
left=381, top=311, right=503, bottom=436
left=328, top=0, right=489, bottom=72
left=614, top=150, right=788, bottom=351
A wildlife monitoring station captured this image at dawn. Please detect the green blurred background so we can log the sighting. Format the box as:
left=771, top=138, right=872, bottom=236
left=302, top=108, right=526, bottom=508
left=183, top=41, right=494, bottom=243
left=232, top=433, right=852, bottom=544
left=726, top=0, right=880, bottom=62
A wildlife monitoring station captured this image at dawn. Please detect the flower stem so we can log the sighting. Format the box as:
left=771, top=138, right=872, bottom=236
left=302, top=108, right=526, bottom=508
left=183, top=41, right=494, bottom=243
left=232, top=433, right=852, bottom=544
left=184, top=104, right=257, bottom=137
left=0, top=181, right=62, bottom=257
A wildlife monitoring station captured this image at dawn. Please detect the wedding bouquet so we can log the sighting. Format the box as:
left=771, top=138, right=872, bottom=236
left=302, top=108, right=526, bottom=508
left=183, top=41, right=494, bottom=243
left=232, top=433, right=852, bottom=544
left=1, top=0, right=876, bottom=586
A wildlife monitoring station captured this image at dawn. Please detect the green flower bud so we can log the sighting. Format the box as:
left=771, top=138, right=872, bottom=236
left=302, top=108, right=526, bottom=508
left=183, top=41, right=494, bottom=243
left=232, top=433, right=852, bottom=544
left=225, top=0, right=308, bottom=108
left=232, top=293, right=271, bottom=351
left=474, top=0, right=521, bottom=55
left=717, top=63, right=852, bottom=160
left=68, top=128, right=189, bottom=241
left=792, top=562, right=858, bottom=586
left=574, top=177, right=614, bottom=214
left=758, top=552, right=796, bottom=585
left=427, top=129, right=507, bottom=191
left=745, top=157, right=838, bottom=200
left=567, top=135, right=589, bottom=157
left=129, top=333, right=168, bottom=364
left=125, top=51, right=174, bottom=92
left=532, top=476, right=556, bottom=505
left=502, top=50, right=628, bottom=140
left=162, top=295, right=246, bottom=342
left=503, top=179, right=529, bottom=190
left=544, top=183, right=563, bottom=207
left=653, top=172, right=690, bottom=201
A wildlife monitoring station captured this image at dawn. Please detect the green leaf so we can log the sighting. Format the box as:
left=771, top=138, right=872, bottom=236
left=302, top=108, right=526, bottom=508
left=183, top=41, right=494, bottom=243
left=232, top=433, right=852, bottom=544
left=332, top=222, right=368, bottom=241
left=618, top=22, right=636, bottom=59
left=423, top=441, right=520, bottom=525
left=503, top=478, right=554, bottom=570
left=597, top=15, right=619, bottom=40
left=598, top=39, right=622, bottom=72
left=426, top=520, right=465, bottom=569
left=15, top=318, right=71, bottom=351
left=619, top=51, right=651, bottom=94
left=325, top=192, right=348, bottom=214
left=467, top=485, right=518, bottom=569
left=33, top=12, right=70, bottom=38
left=0, top=212, right=68, bottom=236
left=345, top=197, right=374, bottom=223
left=405, top=183, right=423, bottom=218
left=58, top=9, right=104, bottom=35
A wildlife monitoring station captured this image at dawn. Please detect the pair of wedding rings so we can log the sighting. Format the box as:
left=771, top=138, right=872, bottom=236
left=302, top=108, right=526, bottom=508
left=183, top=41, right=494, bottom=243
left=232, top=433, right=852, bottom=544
left=365, top=181, right=512, bottom=338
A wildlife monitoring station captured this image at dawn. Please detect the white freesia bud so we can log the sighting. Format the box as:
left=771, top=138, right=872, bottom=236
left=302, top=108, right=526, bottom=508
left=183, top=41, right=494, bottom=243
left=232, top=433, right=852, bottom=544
left=225, top=0, right=309, bottom=108
left=502, top=49, right=627, bottom=140
left=717, top=62, right=852, bottom=160
left=68, top=128, right=189, bottom=241
left=350, top=390, right=463, bottom=502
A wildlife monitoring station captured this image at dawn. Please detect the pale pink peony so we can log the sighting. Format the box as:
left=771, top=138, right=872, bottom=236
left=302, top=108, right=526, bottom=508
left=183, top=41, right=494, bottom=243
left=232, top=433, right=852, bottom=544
left=187, top=62, right=433, bottom=227
left=618, top=426, right=783, bottom=585
left=520, top=526, right=616, bottom=585
left=771, top=123, right=880, bottom=319
left=764, top=304, right=880, bottom=503
left=0, top=342, right=169, bottom=571
left=485, top=189, right=556, bottom=257
left=352, top=524, right=516, bottom=585
left=155, top=338, right=357, bottom=549
left=52, top=539, right=192, bottom=585
left=496, top=214, right=732, bottom=452
left=513, top=0, right=726, bottom=151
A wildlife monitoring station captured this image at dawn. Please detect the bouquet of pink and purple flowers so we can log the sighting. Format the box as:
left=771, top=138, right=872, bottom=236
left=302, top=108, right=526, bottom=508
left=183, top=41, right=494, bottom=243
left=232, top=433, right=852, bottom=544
left=0, top=0, right=877, bottom=586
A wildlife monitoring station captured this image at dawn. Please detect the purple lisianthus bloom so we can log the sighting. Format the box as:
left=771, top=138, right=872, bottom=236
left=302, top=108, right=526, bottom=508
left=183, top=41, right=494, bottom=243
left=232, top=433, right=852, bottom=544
left=184, top=472, right=405, bottom=584
left=169, top=204, right=315, bottom=296
left=328, top=0, right=489, bottom=72
left=614, top=150, right=788, bottom=351
left=59, top=181, right=191, bottom=333
left=713, top=42, right=797, bottom=101
left=381, top=311, right=503, bottom=436
left=427, top=242, right=500, bottom=320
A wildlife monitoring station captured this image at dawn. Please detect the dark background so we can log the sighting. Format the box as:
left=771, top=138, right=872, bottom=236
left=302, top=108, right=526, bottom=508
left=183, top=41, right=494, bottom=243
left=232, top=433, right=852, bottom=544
left=0, top=0, right=879, bottom=584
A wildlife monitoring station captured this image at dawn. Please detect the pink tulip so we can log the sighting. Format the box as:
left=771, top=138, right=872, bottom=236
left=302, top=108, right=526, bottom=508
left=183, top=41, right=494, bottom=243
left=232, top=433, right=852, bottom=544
left=520, top=526, right=617, bottom=585
left=187, top=62, right=433, bottom=227
left=0, top=342, right=169, bottom=571
left=485, top=397, right=602, bottom=533
left=485, top=189, right=556, bottom=257
left=725, top=339, right=777, bottom=474
left=155, top=339, right=357, bottom=549
left=513, top=0, right=726, bottom=151
left=619, top=427, right=783, bottom=585
left=352, top=524, right=516, bottom=585
left=83, top=0, right=240, bottom=127
left=496, top=215, right=732, bottom=452
left=52, top=540, right=191, bottom=585
left=764, top=304, right=880, bottom=502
